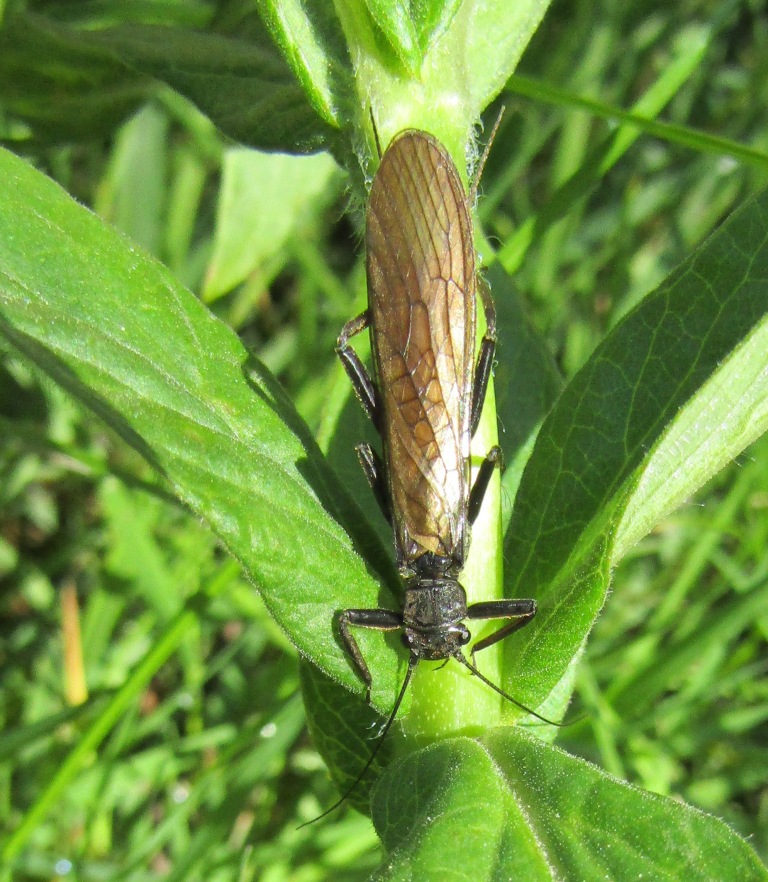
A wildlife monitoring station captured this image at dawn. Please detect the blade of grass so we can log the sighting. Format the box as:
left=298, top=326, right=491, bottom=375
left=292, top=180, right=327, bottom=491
left=506, top=74, right=768, bottom=172
left=496, top=23, right=713, bottom=274
left=0, top=559, right=240, bottom=867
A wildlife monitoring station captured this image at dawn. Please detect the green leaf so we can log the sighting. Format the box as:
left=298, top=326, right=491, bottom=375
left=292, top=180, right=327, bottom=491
left=500, top=189, right=768, bottom=715
left=258, top=0, right=352, bottom=130
left=410, top=0, right=463, bottom=52
left=99, top=476, right=181, bottom=621
left=97, top=103, right=170, bottom=255
left=456, top=0, right=553, bottom=116
left=0, top=146, right=400, bottom=708
left=0, top=12, right=148, bottom=142
left=488, top=263, right=562, bottom=508
left=361, top=0, right=421, bottom=72
left=0, top=9, right=334, bottom=153
left=89, top=19, right=334, bottom=153
left=370, top=733, right=768, bottom=880
left=300, top=660, right=395, bottom=814
left=336, top=0, right=554, bottom=173
left=203, top=148, right=341, bottom=302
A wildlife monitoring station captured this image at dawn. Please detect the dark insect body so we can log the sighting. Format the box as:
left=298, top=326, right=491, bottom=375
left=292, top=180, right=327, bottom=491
left=337, top=129, right=540, bottom=712
left=309, top=126, right=549, bottom=826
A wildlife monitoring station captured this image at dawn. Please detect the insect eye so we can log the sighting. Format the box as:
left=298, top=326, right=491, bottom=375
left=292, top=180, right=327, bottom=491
left=459, top=627, right=471, bottom=645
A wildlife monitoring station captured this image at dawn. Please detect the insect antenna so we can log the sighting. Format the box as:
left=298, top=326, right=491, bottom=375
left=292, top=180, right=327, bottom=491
left=453, top=651, right=571, bottom=728
left=298, top=654, right=418, bottom=828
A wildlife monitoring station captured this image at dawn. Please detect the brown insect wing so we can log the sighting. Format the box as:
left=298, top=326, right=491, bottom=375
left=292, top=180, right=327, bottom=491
left=366, top=130, right=476, bottom=567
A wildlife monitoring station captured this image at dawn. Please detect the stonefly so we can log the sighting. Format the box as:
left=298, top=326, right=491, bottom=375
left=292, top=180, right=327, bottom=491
left=309, top=123, right=558, bottom=825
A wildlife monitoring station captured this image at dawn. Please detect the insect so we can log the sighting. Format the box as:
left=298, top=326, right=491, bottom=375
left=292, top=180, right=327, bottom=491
left=336, top=125, right=543, bottom=723
left=299, top=124, right=564, bottom=827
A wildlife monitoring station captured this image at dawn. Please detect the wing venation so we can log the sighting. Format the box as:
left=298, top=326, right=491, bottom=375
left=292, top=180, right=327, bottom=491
left=366, top=131, right=476, bottom=565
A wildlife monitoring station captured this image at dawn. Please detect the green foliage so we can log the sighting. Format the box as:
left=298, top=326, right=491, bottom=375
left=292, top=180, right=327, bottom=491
left=501, top=190, right=768, bottom=715
left=204, top=149, right=342, bottom=302
left=372, top=733, right=768, bottom=880
left=1, top=1, right=767, bottom=880
left=0, top=144, right=397, bottom=705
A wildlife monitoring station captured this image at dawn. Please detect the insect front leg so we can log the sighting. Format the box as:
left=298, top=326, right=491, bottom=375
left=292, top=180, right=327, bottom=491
left=469, top=279, right=498, bottom=437
left=466, top=598, right=537, bottom=665
left=338, top=608, right=403, bottom=704
left=336, top=311, right=380, bottom=428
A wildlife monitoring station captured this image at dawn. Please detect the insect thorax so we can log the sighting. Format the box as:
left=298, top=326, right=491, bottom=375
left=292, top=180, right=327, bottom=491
left=401, top=559, right=471, bottom=660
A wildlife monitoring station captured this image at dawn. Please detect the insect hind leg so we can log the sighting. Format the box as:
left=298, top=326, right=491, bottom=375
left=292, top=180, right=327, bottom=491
left=470, top=279, right=498, bottom=437
left=337, top=311, right=382, bottom=429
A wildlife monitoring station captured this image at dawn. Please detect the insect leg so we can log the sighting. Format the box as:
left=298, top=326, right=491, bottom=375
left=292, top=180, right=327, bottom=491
left=466, top=598, right=537, bottom=663
left=338, top=608, right=403, bottom=703
left=336, top=311, right=380, bottom=427
left=356, top=442, right=391, bottom=524
left=468, top=445, right=504, bottom=525
left=469, top=279, right=498, bottom=437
